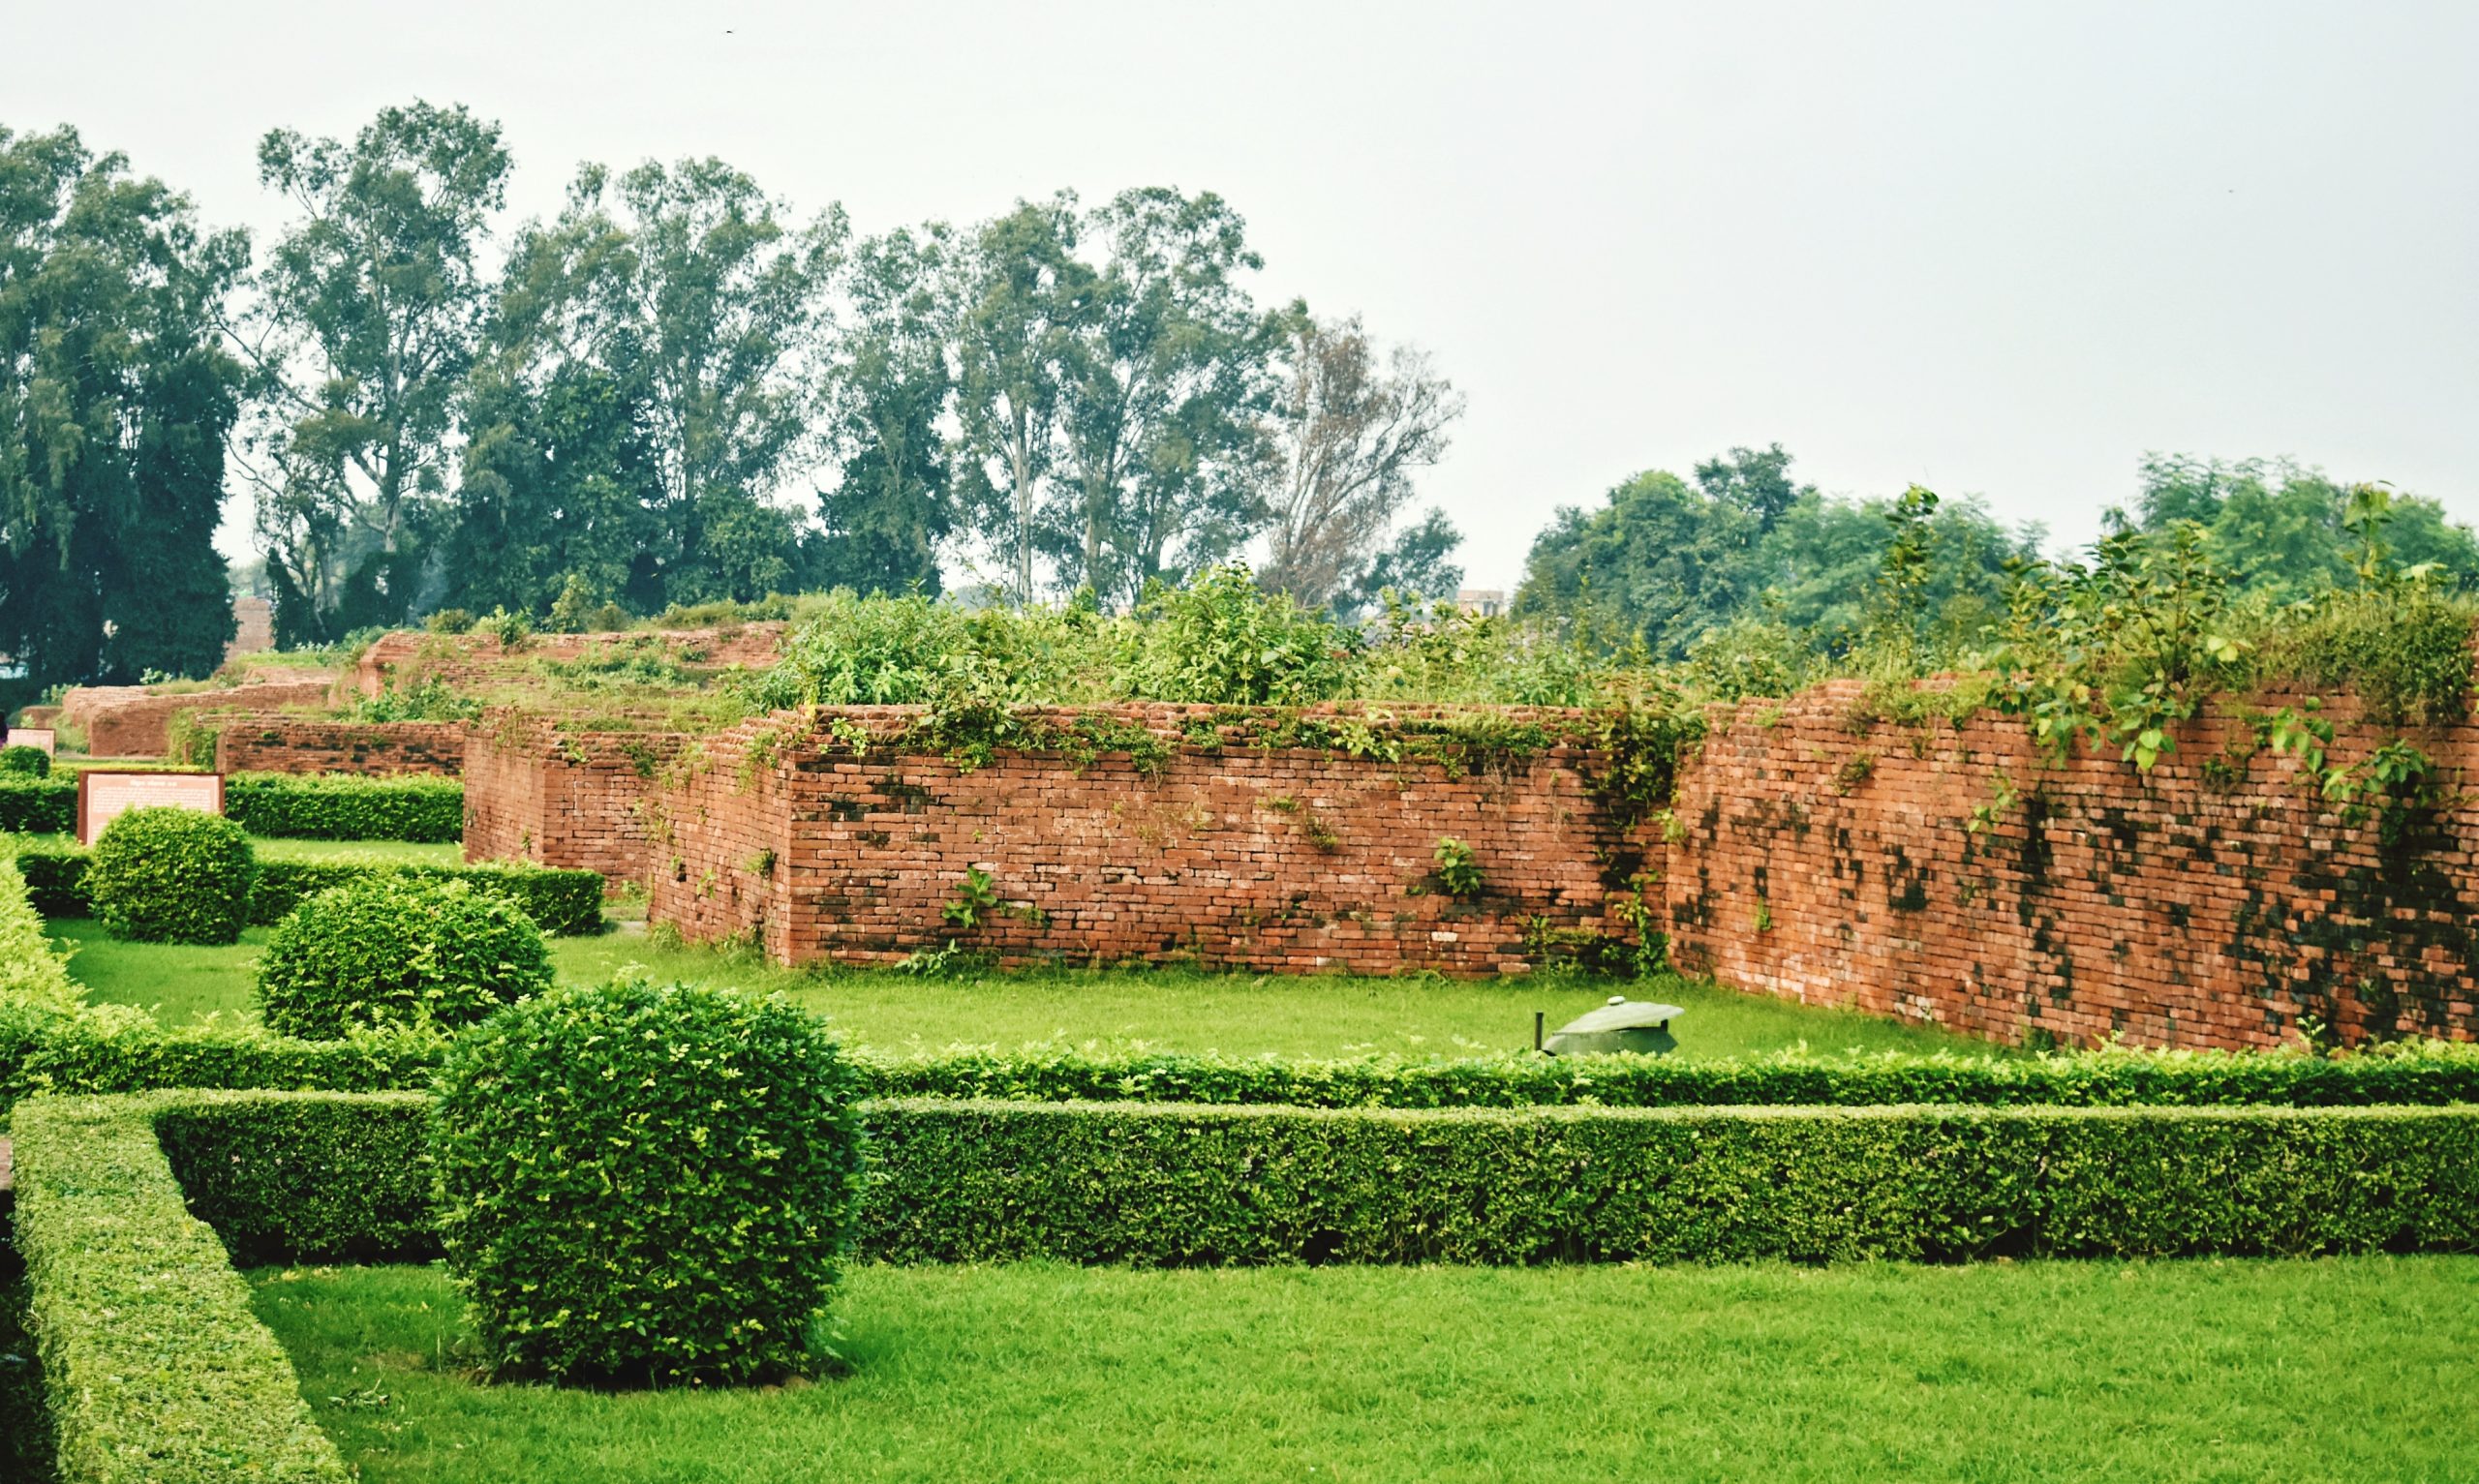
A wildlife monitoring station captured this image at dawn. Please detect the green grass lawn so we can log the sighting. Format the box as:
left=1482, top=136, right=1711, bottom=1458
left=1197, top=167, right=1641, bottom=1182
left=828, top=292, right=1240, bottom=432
left=55, top=912, right=1984, bottom=1059
left=255, top=1257, right=2479, bottom=1484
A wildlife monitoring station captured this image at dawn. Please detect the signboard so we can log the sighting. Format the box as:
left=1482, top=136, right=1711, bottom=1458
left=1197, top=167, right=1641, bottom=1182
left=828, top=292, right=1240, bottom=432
left=4, top=727, right=55, bottom=757
left=77, top=771, right=225, bottom=847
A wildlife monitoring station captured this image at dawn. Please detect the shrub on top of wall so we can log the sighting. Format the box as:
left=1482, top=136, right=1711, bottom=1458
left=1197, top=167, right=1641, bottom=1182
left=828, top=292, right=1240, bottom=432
left=224, top=773, right=464, bottom=843
left=87, top=805, right=256, bottom=945
left=432, top=983, right=870, bottom=1385
left=10, top=840, right=605, bottom=935
left=256, top=876, right=555, bottom=1040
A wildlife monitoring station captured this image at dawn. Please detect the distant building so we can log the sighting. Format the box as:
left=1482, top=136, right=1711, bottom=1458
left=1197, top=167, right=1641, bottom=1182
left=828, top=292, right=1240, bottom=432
left=225, top=595, right=274, bottom=665
left=1454, top=588, right=1506, bottom=619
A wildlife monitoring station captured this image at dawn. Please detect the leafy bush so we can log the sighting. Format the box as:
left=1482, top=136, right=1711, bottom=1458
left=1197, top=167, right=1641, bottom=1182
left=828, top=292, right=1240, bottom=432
left=432, top=983, right=869, bottom=1384
left=225, top=772, right=465, bottom=842
left=256, top=875, right=554, bottom=1040
left=1432, top=837, right=1484, bottom=897
left=87, top=805, right=256, bottom=945
left=1118, top=563, right=1353, bottom=705
left=0, top=776, right=74, bottom=833
left=863, top=1099, right=2479, bottom=1264
left=0, top=743, right=51, bottom=777
left=0, top=857, right=77, bottom=1014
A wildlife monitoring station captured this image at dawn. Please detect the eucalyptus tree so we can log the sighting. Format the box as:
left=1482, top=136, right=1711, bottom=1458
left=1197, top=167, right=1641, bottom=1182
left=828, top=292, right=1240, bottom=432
left=815, top=225, right=956, bottom=596
left=1255, top=312, right=1463, bottom=611
left=474, top=157, right=844, bottom=609
left=1045, top=188, right=1276, bottom=607
left=951, top=196, right=1088, bottom=603
left=0, top=123, right=246, bottom=688
left=246, top=101, right=509, bottom=638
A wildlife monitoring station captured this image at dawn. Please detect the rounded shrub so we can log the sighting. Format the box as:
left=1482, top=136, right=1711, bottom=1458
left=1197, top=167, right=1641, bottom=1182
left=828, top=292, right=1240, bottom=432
left=87, top=805, right=255, bottom=945
left=0, top=744, right=49, bottom=777
left=433, top=982, right=868, bottom=1385
left=255, top=874, right=553, bottom=1040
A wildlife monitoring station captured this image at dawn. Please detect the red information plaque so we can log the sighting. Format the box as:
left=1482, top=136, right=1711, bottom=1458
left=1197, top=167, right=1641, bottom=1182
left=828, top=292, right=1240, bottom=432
left=76, top=771, right=226, bottom=847
left=3, top=727, right=55, bottom=757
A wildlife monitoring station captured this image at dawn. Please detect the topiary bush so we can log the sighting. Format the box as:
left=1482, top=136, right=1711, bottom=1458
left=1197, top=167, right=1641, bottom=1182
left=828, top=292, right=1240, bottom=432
left=0, top=743, right=50, bottom=777
left=433, top=982, right=868, bottom=1386
left=256, top=875, right=553, bottom=1040
left=87, top=805, right=256, bottom=945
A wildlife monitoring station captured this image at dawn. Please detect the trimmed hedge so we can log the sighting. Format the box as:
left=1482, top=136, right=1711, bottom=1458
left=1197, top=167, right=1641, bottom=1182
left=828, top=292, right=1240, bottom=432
left=10, top=1093, right=354, bottom=1484
left=858, top=1098, right=2479, bottom=1264
left=0, top=857, right=78, bottom=1015
left=0, top=776, right=73, bottom=833
left=0, top=1003, right=446, bottom=1113
left=13, top=841, right=604, bottom=935
left=5, top=1004, right=2479, bottom=1122
left=857, top=1038, right=2479, bottom=1108
left=0, top=773, right=463, bottom=842
left=88, top=805, right=255, bottom=945
left=257, top=876, right=554, bottom=1039
left=225, top=772, right=464, bottom=843
left=434, top=985, right=869, bottom=1383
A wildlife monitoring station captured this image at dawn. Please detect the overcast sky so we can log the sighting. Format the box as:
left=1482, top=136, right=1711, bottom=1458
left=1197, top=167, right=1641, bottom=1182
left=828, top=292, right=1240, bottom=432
left=11, top=0, right=2475, bottom=592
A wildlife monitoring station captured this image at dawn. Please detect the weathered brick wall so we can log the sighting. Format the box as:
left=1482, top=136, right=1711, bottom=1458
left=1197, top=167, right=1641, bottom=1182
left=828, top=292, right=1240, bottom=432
left=646, top=706, right=1662, bottom=976
left=57, top=678, right=338, bottom=758
left=357, top=624, right=787, bottom=699
left=214, top=717, right=467, bottom=776
left=1666, top=681, right=2479, bottom=1051
left=461, top=717, right=686, bottom=887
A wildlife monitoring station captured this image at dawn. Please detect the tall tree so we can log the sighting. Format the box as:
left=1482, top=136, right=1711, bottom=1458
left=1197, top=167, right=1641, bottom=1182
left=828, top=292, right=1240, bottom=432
left=0, top=124, right=245, bottom=691
left=952, top=197, right=1088, bottom=602
left=482, top=157, right=844, bottom=610
left=1255, top=313, right=1463, bottom=611
left=244, top=101, right=509, bottom=638
left=813, top=225, right=955, bottom=596
left=1047, top=188, right=1275, bottom=607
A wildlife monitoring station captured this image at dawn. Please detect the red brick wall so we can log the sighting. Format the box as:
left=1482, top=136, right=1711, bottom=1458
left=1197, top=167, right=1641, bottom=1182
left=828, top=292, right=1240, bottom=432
left=1665, top=681, right=2479, bottom=1051
left=357, top=625, right=787, bottom=699
left=57, top=679, right=339, bottom=758
left=461, top=718, right=686, bottom=888
left=645, top=707, right=1661, bottom=976
left=215, top=718, right=467, bottom=776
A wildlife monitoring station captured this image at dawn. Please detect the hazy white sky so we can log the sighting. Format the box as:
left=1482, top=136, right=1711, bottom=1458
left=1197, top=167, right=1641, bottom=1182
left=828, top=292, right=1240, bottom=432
left=10, top=0, right=2475, bottom=591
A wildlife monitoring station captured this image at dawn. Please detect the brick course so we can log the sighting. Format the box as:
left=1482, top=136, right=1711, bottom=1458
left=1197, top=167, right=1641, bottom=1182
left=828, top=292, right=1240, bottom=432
left=1665, top=681, right=2479, bottom=1051
left=644, top=706, right=1660, bottom=976
left=57, top=678, right=338, bottom=758
left=214, top=717, right=467, bottom=776
left=461, top=715, right=685, bottom=887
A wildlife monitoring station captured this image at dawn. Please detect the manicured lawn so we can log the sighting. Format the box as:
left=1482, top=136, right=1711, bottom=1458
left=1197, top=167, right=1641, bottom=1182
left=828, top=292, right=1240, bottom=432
left=257, top=1257, right=2479, bottom=1484
left=54, top=911, right=1986, bottom=1059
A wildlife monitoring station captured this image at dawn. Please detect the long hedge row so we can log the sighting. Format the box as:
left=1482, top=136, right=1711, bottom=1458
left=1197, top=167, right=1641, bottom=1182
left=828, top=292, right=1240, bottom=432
left=0, top=772, right=462, bottom=842
left=13, top=844, right=603, bottom=935
left=6, top=1005, right=2479, bottom=1120
left=862, top=1097, right=2479, bottom=1263
left=10, top=1094, right=354, bottom=1484
left=14, top=1088, right=2479, bottom=1480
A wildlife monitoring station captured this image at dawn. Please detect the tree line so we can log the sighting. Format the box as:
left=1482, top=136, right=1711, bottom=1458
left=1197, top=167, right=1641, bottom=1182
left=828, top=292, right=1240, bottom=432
left=0, top=102, right=1467, bottom=688
left=1515, top=446, right=2479, bottom=670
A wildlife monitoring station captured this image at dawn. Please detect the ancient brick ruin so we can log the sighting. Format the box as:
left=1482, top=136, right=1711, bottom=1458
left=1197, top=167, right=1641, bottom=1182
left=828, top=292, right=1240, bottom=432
left=639, top=706, right=1659, bottom=977
left=213, top=718, right=468, bottom=776
left=443, top=683, right=2479, bottom=1052
left=461, top=717, right=686, bottom=888
left=1664, top=681, right=2479, bottom=1051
